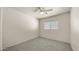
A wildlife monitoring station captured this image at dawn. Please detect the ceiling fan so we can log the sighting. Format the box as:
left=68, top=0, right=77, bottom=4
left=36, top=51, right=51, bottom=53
left=34, top=7, right=53, bottom=15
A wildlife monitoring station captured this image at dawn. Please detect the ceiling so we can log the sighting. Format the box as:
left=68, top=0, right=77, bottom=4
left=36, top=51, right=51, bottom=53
left=13, top=7, right=71, bottom=19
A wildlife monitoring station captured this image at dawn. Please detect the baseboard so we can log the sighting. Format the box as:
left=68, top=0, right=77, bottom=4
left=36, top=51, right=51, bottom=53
left=3, top=36, right=39, bottom=50
left=40, top=36, right=70, bottom=44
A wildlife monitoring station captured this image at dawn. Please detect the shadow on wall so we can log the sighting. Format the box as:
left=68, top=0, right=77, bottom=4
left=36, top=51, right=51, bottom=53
left=2, top=8, right=39, bottom=49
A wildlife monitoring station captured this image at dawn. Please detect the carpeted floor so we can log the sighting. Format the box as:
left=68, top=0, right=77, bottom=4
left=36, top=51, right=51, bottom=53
left=4, top=37, right=72, bottom=51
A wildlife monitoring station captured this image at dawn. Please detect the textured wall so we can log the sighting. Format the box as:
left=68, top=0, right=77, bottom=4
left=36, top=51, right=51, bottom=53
left=0, top=8, right=2, bottom=50
left=2, top=8, right=39, bottom=49
left=71, top=8, right=79, bottom=50
left=40, top=12, right=70, bottom=43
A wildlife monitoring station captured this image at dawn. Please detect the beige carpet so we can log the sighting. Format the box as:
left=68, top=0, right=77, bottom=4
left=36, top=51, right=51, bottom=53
left=4, top=37, right=72, bottom=51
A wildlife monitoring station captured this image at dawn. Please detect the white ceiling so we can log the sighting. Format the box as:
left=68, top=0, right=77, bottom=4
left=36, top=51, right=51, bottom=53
left=13, top=7, right=71, bottom=19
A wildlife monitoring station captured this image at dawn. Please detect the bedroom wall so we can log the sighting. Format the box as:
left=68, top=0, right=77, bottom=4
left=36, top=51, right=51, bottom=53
left=0, top=8, right=2, bottom=50
left=40, top=12, right=70, bottom=43
left=70, top=7, right=79, bottom=50
left=2, top=8, right=39, bottom=49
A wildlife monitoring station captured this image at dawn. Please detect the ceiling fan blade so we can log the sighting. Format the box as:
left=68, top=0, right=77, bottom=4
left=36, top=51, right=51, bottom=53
left=34, top=7, right=53, bottom=13
left=34, top=9, right=39, bottom=12
left=34, top=7, right=40, bottom=12
left=46, top=9, right=53, bottom=11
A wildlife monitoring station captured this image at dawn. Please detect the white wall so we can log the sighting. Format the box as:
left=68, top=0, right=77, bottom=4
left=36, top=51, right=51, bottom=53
left=40, top=12, right=70, bottom=43
left=71, top=8, right=79, bottom=50
left=2, top=8, right=39, bottom=49
left=0, top=8, right=2, bottom=50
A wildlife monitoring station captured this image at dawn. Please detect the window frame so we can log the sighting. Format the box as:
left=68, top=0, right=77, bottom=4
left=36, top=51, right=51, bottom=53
left=43, top=20, right=58, bottom=30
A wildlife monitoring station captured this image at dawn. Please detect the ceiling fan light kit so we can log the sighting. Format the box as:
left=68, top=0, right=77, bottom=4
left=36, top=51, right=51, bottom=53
left=40, top=12, right=44, bottom=14
left=34, top=7, right=53, bottom=15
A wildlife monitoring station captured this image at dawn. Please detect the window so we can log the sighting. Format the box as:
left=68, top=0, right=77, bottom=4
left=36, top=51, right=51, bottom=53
left=44, top=21, right=58, bottom=30
left=44, top=21, right=51, bottom=29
